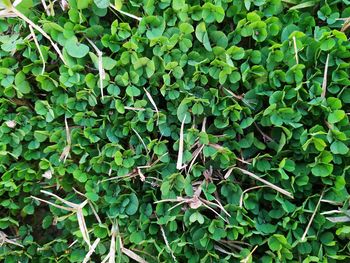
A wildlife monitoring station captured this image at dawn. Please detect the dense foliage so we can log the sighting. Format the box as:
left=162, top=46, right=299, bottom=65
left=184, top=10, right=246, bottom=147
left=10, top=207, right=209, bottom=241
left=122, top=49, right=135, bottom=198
left=1, top=0, right=350, bottom=262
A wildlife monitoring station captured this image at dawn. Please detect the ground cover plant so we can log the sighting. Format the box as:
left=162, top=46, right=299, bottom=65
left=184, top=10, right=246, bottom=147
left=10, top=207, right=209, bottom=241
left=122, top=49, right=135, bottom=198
left=1, top=0, right=350, bottom=262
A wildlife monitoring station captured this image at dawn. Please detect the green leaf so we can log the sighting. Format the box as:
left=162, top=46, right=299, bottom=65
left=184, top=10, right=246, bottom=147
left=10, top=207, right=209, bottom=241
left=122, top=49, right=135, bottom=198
left=125, top=193, right=139, bottom=215
left=15, top=71, right=30, bottom=94
left=311, top=163, right=333, bottom=177
left=64, top=37, right=89, bottom=58
left=130, top=231, right=146, bottom=244
left=73, top=170, right=88, bottom=183
left=320, top=38, right=335, bottom=51
left=94, top=0, right=110, bottom=8
left=195, top=22, right=212, bottom=51
left=328, top=110, right=345, bottom=123
left=172, top=0, right=185, bottom=11
left=330, top=141, right=349, bottom=155
left=190, top=212, right=205, bottom=224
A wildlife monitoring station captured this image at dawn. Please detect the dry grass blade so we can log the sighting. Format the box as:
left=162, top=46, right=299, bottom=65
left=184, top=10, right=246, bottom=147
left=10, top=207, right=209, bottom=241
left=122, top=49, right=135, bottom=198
left=0, top=231, right=24, bottom=248
left=122, top=247, right=148, bottom=263
left=41, top=190, right=79, bottom=208
left=176, top=116, right=186, bottom=170
left=240, top=186, right=268, bottom=208
left=64, top=117, right=71, bottom=144
left=157, top=220, right=177, bottom=262
left=201, top=202, right=229, bottom=223
left=224, top=167, right=234, bottom=179
left=124, top=106, right=147, bottom=111
left=5, top=5, right=66, bottom=65
left=109, top=4, right=142, bottom=21
left=200, top=198, right=231, bottom=218
left=320, top=199, right=343, bottom=205
left=326, top=216, right=350, bottom=223
left=40, top=0, right=50, bottom=16
left=108, top=224, right=117, bottom=263
left=240, top=245, right=258, bottom=263
left=31, top=195, right=74, bottom=211
left=83, top=238, right=100, bottom=263
left=143, top=88, right=159, bottom=125
left=77, top=206, right=91, bottom=247
left=301, top=192, right=324, bottom=241
left=28, top=25, right=45, bottom=75
left=60, top=117, right=71, bottom=162
left=35, top=190, right=91, bottom=247
left=132, top=128, right=149, bottom=154
left=292, top=36, right=299, bottom=64
left=87, top=38, right=105, bottom=100
left=321, top=54, right=330, bottom=98
left=341, top=17, right=350, bottom=32
left=187, top=144, right=204, bottom=174
left=235, top=167, right=294, bottom=199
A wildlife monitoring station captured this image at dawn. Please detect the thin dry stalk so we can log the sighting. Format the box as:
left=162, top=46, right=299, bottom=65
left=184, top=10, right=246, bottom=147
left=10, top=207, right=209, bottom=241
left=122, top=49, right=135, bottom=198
left=122, top=247, right=148, bottom=263
left=240, top=245, right=258, bottom=263
left=4, top=5, right=66, bottom=64
left=109, top=4, right=142, bottom=21
left=31, top=195, right=75, bottom=211
left=0, top=231, right=24, bottom=248
left=341, top=17, right=350, bottom=32
left=320, top=199, right=343, bottom=206
left=200, top=198, right=231, bottom=218
left=83, top=238, right=100, bottom=263
left=124, top=106, right=148, bottom=111
left=40, top=0, right=50, bottom=16
left=176, top=116, right=186, bottom=170
left=224, top=167, right=234, bottom=179
left=28, top=25, right=45, bottom=75
left=73, top=187, right=102, bottom=224
left=87, top=38, right=105, bottom=100
left=240, top=186, right=268, bottom=208
left=214, top=245, right=237, bottom=256
left=60, top=117, right=71, bottom=162
left=143, top=88, right=159, bottom=125
left=292, top=36, right=299, bottom=64
left=132, top=128, right=149, bottom=154
left=301, top=192, right=324, bottom=241
left=321, top=54, right=330, bottom=98
left=77, top=205, right=91, bottom=247
left=326, top=216, right=350, bottom=223
left=235, top=167, right=294, bottom=199
left=108, top=224, right=117, bottom=263
left=32, top=190, right=91, bottom=247
left=201, top=117, right=207, bottom=132
left=187, top=144, right=204, bottom=174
